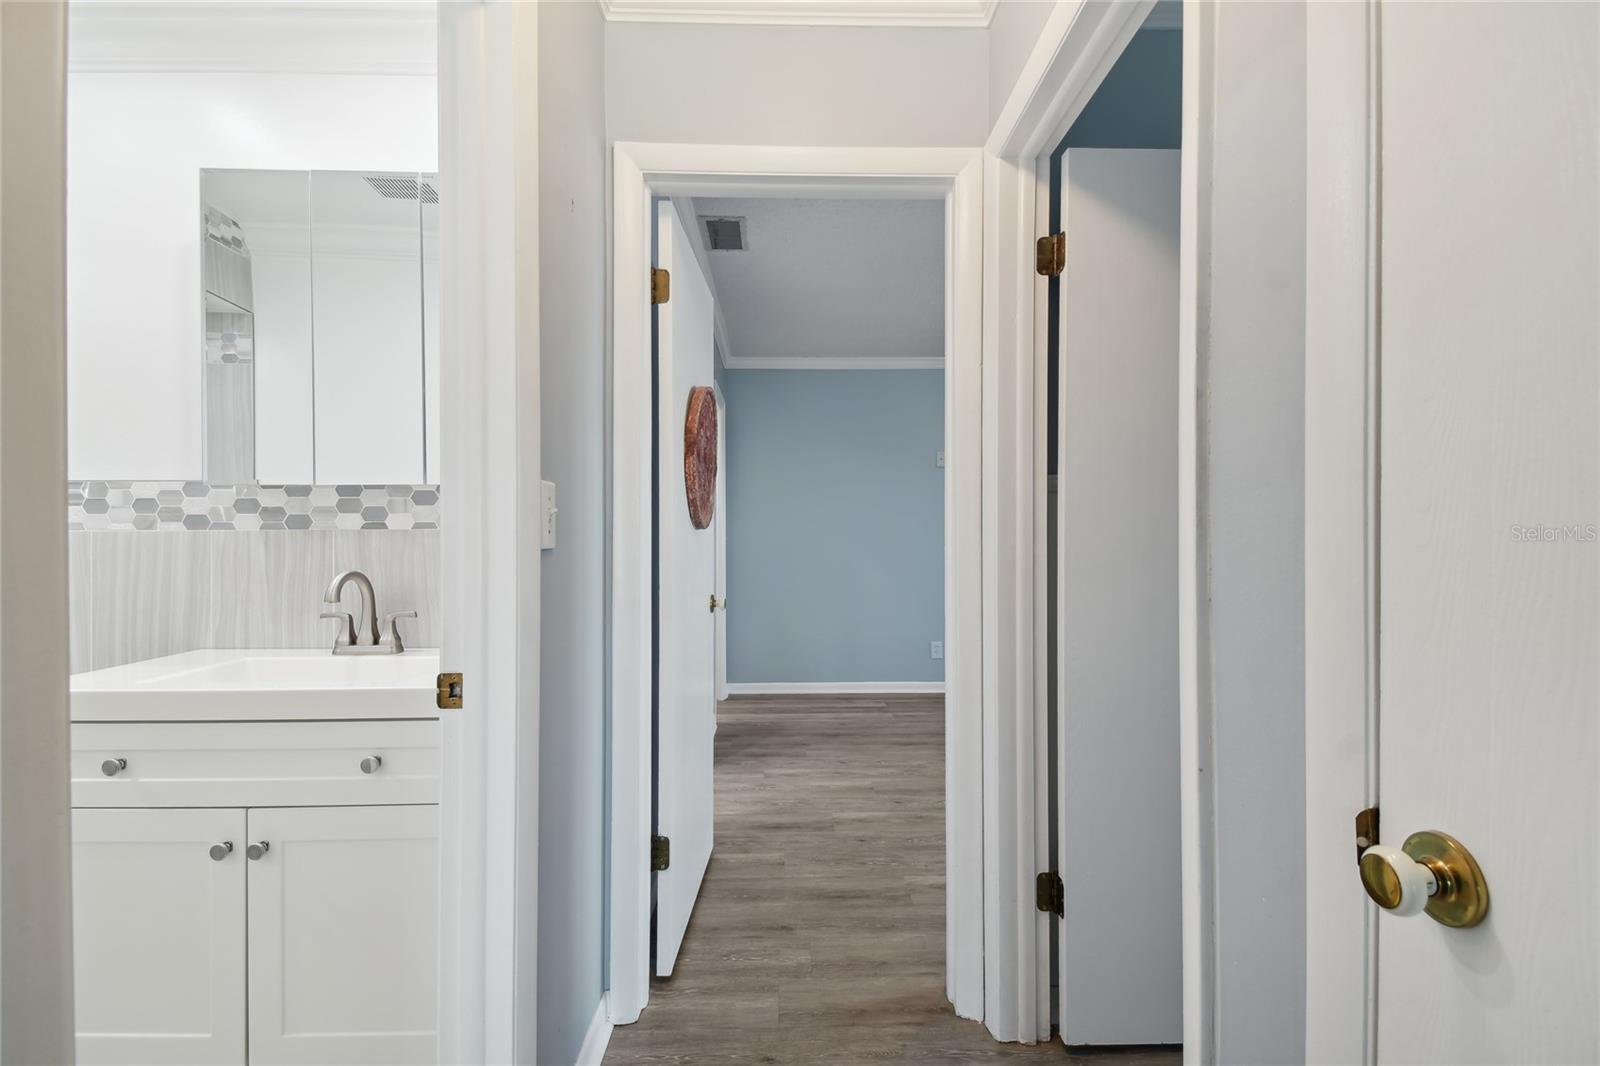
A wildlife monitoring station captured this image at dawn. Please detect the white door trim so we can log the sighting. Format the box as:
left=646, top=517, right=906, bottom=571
left=0, top=4, right=76, bottom=1060
left=576, top=996, right=614, bottom=1065
left=436, top=3, right=539, bottom=1061
left=1304, top=3, right=1378, bottom=1062
left=981, top=0, right=1158, bottom=1044
left=724, top=682, right=947, bottom=696
left=608, top=142, right=984, bottom=1026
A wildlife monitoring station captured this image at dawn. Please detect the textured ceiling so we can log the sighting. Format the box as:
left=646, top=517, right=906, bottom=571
left=690, top=197, right=944, bottom=367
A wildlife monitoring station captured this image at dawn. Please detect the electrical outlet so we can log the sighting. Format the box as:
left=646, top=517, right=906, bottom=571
left=931, top=640, right=944, bottom=660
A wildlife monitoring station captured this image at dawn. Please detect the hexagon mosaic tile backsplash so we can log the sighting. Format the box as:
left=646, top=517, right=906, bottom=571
left=67, top=482, right=440, bottom=532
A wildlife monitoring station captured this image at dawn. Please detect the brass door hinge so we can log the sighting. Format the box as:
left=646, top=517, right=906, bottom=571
left=651, top=267, right=671, bottom=304
left=1035, top=871, right=1063, bottom=916
left=1035, top=232, right=1066, bottom=277
left=651, top=835, right=671, bottom=871
left=436, top=672, right=463, bottom=710
left=1354, top=805, right=1379, bottom=864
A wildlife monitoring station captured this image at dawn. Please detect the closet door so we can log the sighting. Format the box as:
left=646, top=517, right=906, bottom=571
left=73, top=808, right=247, bottom=1066
left=1054, top=148, right=1182, bottom=1045
left=246, top=805, right=439, bottom=1065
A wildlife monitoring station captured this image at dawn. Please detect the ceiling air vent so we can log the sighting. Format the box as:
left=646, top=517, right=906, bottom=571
left=700, top=216, right=746, bottom=251
left=363, top=175, right=440, bottom=204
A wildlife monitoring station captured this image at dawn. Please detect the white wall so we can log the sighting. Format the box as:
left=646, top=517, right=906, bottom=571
left=537, top=2, right=609, bottom=1063
left=605, top=20, right=987, bottom=146
left=67, top=71, right=436, bottom=479
left=988, top=0, right=1057, bottom=128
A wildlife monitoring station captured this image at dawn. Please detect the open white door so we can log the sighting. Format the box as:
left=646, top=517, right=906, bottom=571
left=713, top=385, right=732, bottom=701
left=1357, top=4, right=1599, bottom=1060
left=713, top=385, right=728, bottom=704
left=1054, top=148, right=1182, bottom=1046
left=653, top=202, right=717, bottom=976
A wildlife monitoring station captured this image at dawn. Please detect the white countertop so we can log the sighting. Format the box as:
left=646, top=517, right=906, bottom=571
left=71, top=649, right=441, bottom=722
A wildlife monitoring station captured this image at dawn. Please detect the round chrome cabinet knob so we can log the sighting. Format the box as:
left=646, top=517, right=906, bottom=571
left=209, top=842, right=234, bottom=862
left=1359, top=829, right=1489, bottom=928
left=360, top=755, right=383, bottom=774
left=246, top=841, right=270, bottom=861
left=101, top=757, right=127, bottom=777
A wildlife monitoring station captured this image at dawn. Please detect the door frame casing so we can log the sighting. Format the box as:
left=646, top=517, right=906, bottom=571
left=436, top=2, right=540, bottom=1061
left=607, top=141, right=984, bottom=1025
left=1303, top=2, right=1379, bottom=1062
left=981, top=0, right=1161, bottom=1044
left=0, top=3, right=76, bottom=1061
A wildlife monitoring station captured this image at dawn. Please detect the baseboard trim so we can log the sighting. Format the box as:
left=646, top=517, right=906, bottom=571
left=725, top=681, right=946, bottom=695
left=577, top=996, right=613, bottom=1065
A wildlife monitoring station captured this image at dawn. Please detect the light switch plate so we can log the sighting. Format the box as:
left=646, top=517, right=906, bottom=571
left=541, top=481, right=557, bottom=550
left=931, top=640, right=944, bottom=660
left=936, top=450, right=945, bottom=468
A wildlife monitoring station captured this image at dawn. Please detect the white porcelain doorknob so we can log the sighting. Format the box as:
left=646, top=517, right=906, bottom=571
left=1357, top=829, right=1489, bottom=927
left=1359, top=844, right=1436, bottom=917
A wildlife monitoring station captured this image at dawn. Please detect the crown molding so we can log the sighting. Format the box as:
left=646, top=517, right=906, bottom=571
left=597, top=0, right=998, bottom=29
left=720, top=355, right=944, bottom=370
left=68, top=2, right=436, bottom=76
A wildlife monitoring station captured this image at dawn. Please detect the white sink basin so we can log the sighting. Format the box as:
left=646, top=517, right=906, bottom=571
left=71, top=649, right=441, bottom=722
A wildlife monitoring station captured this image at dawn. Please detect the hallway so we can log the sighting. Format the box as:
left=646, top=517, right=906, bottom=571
left=603, top=695, right=1181, bottom=1065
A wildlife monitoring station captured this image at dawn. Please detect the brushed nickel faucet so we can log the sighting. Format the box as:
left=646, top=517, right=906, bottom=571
left=320, top=570, right=416, bottom=655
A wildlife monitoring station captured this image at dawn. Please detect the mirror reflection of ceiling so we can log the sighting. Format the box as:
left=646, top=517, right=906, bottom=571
left=689, top=197, right=944, bottom=367
left=206, top=170, right=436, bottom=260
left=206, top=171, right=435, bottom=227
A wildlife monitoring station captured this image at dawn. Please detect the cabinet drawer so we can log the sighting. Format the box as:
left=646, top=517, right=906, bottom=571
left=72, top=721, right=440, bottom=808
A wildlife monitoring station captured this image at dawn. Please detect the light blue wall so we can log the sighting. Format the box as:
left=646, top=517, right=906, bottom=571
left=1057, top=28, right=1182, bottom=153
left=722, top=368, right=944, bottom=684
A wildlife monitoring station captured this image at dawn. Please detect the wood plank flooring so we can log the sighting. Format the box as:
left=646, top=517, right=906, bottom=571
left=603, top=695, right=1181, bottom=1066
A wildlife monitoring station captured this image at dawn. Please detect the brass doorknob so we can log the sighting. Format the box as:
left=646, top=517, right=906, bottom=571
left=1359, top=829, right=1489, bottom=928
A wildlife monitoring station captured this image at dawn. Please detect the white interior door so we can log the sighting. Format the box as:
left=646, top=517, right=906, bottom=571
left=246, top=805, right=439, bottom=1065
left=714, top=385, right=729, bottom=703
left=1054, top=148, right=1182, bottom=1046
left=1369, top=4, right=1599, bottom=1061
left=654, top=201, right=717, bottom=975
left=72, top=808, right=247, bottom=1066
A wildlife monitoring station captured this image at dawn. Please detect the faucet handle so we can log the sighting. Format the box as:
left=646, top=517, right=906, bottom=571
left=382, top=610, right=417, bottom=653
left=319, top=610, right=356, bottom=648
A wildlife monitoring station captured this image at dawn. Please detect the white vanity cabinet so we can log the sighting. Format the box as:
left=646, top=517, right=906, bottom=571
left=70, top=704, right=441, bottom=1066
left=246, top=805, right=438, bottom=1065
left=72, top=808, right=247, bottom=1065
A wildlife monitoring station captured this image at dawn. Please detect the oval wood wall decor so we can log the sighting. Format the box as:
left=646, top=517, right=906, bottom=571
left=683, top=385, right=718, bottom=530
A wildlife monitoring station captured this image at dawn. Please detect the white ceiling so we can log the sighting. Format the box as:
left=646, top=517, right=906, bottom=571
left=600, top=0, right=997, bottom=28
left=689, top=197, right=944, bottom=368
left=68, top=1, right=436, bottom=75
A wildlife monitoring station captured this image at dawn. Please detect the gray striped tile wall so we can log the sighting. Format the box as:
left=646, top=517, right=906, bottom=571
left=68, top=482, right=440, bottom=532
left=68, top=527, right=442, bottom=673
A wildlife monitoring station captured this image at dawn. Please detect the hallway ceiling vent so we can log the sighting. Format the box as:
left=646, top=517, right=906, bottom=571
left=363, top=175, right=440, bottom=204
left=701, top=215, right=746, bottom=251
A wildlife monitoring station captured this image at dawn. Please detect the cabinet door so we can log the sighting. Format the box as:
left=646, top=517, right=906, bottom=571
left=72, top=808, right=246, bottom=1065
left=247, top=805, right=438, bottom=1065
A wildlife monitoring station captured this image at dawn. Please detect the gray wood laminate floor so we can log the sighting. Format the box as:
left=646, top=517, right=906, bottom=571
left=603, top=695, right=1181, bottom=1066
